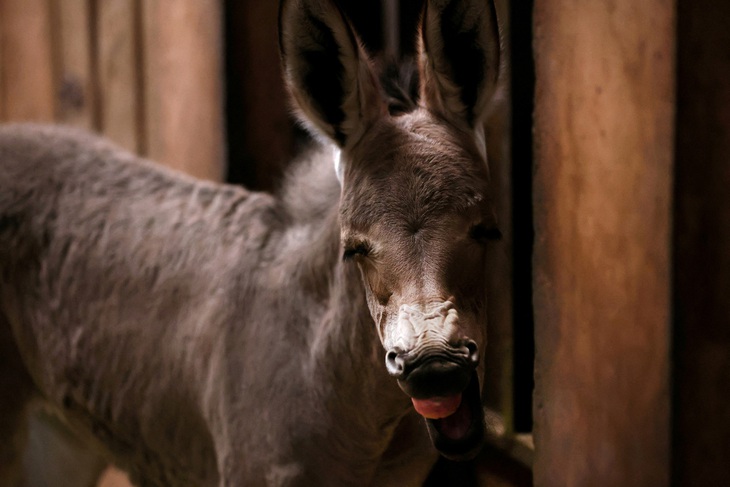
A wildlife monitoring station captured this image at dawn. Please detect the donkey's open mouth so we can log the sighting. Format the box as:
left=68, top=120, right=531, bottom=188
left=415, top=372, right=485, bottom=460
left=386, top=333, right=487, bottom=459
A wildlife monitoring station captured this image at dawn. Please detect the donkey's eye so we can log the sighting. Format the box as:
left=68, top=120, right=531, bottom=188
left=342, top=242, right=371, bottom=261
left=469, top=223, right=502, bottom=244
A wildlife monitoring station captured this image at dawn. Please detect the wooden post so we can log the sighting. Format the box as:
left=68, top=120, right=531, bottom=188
left=53, top=0, right=96, bottom=130
left=673, top=0, right=730, bottom=483
left=532, top=1, right=674, bottom=485
left=141, top=0, right=225, bottom=181
left=0, top=5, right=4, bottom=121
left=0, top=0, right=56, bottom=121
left=224, top=0, right=297, bottom=190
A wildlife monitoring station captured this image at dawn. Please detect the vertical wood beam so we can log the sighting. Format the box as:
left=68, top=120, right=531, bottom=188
left=0, top=0, right=55, bottom=121
left=673, top=0, right=730, bottom=483
left=98, top=0, right=141, bottom=153
left=142, top=0, right=225, bottom=181
left=0, top=4, right=5, bottom=122
left=532, top=1, right=674, bottom=485
left=482, top=0, right=518, bottom=431
left=53, top=0, right=96, bottom=130
left=224, top=0, right=296, bottom=190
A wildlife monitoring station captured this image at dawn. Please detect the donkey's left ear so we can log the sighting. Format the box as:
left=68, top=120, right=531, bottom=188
left=279, top=0, right=386, bottom=147
left=419, top=0, right=502, bottom=128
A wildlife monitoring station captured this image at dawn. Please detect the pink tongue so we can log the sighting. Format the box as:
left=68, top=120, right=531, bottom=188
left=411, top=394, right=462, bottom=419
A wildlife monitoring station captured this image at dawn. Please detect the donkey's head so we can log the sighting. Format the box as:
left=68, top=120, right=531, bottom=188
left=280, top=0, right=501, bottom=460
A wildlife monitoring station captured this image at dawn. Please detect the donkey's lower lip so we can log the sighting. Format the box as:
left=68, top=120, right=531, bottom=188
left=423, top=372, right=485, bottom=461
left=411, top=394, right=462, bottom=419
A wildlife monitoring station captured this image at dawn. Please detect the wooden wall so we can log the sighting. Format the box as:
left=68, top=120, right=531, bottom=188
left=532, top=0, right=674, bottom=485
left=0, top=0, right=225, bottom=181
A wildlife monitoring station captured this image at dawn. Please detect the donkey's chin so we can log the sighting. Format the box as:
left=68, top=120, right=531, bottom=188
left=419, top=372, right=485, bottom=461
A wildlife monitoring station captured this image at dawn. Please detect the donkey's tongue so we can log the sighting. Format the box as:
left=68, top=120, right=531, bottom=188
left=411, top=394, right=462, bottom=420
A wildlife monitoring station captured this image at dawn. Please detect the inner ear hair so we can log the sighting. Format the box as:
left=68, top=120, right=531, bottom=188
left=279, top=0, right=386, bottom=147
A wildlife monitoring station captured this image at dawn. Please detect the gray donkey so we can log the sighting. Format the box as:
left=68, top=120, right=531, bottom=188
left=0, top=0, right=502, bottom=485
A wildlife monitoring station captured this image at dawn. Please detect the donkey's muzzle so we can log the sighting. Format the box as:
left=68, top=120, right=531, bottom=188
left=387, top=340, right=486, bottom=460
left=385, top=339, right=479, bottom=399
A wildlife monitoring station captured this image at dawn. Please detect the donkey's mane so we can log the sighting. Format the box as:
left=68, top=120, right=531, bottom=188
left=277, top=144, right=340, bottom=226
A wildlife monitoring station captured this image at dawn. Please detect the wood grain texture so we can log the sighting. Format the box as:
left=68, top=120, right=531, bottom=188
left=483, top=98, right=513, bottom=424
left=532, top=1, right=674, bottom=485
left=673, top=0, right=730, bottom=483
left=142, top=0, right=225, bottom=181
left=0, top=0, right=56, bottom=121
left=53, top=0, right=96, bottom=130
left=0, top=9, right=5, bottom=121
left=224, top=0, right=298, bottom=190
left=98, top=0, right=140, bottom=153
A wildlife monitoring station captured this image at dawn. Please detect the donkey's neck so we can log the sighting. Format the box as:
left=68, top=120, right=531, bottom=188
left=309, top=230, right=412, bottom=482
left=274, top=147, right=412, bottom=481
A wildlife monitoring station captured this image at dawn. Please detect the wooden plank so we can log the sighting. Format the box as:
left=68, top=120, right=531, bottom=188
left=0, top=7, right=5, bottom=122
left=224, top=0, right=297, bottom=190
left=532, top=1, right=674, bottom=485
left=97, top=0, right=140, bottom=153
left=482, top=92, right=514, bottom=425
left=0, top=0, right=55, bottom=121
left=54, top=0, right=95, bottom=130
left=141, top=0, right=224, bottom=180
left=673, top=0, right=730, bottom=483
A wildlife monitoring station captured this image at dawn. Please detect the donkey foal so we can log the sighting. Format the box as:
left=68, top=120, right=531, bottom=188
left=0, top=0, right=502, bottom=485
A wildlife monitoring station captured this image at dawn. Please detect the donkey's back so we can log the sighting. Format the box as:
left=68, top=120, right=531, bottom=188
left=0, top=124, right=282, bottom=485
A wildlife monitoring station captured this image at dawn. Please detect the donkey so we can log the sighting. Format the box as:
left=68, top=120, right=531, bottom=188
left=0, top=0, right=502, bottom=485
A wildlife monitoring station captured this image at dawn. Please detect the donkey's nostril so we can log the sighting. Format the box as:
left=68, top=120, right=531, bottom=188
left=466, top=340, right=479, bottom=366
left=385, top=350, right=405, bottom=377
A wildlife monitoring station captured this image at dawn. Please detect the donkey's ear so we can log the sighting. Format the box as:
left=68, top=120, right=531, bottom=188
left=419, top=0, right=501, bottom=127
left=279, top=0, right=386, bottom=147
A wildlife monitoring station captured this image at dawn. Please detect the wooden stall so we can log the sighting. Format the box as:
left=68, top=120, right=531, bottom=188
left=0, top=0, right=225, bottom=180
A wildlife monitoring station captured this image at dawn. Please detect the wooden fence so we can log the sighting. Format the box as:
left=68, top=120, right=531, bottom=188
left=0, top=0, right=225, bottom=181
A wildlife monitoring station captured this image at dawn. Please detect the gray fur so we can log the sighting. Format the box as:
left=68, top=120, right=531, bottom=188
left=0, top=124, right=430, bottom=486
left=0, top=0, right=501, bottom=485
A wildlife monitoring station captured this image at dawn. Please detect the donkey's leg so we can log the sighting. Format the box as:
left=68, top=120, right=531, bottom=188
left=0, top=313, right=34, bottom=487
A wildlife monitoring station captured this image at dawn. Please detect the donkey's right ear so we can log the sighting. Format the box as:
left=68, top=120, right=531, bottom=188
left=279, top=0, right=386, bottom=147
left=419, top=0, right=502, bottom=128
